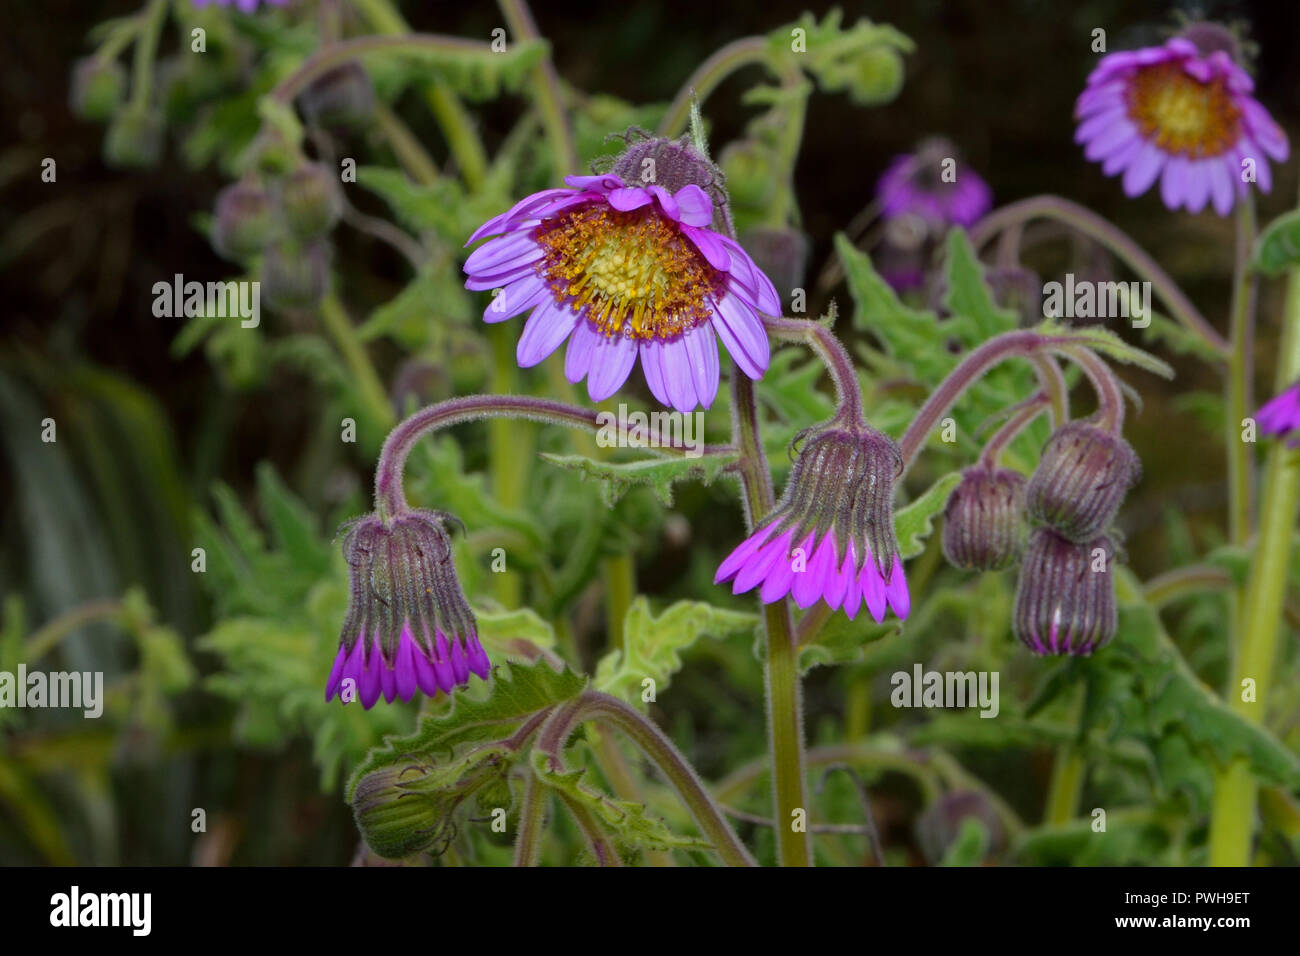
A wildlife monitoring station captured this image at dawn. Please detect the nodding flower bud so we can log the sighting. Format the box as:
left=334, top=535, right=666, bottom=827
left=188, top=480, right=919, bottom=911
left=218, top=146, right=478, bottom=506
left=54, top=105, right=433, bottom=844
left=610, top=135, right=729, bottom=229
left=103, top=106, right=163, bottom=169
left=915, top=790, right=1007, bottom=865
left=1026, top=421, right=1138, bottom=541
left=326, top=509, right=491, bottom=710
left=1014, top=528, right=1117, bottom=656
left=212, top=181, right=275, bottom=262
left=942, top=466, right=1027, bottom=571
left=262, top=239, right=331, bottom=312
left=298, top=61, right=375, bottom=129
left=70, top=57, right=126, bottom=122
left=351, top=764, right=458, bottom=860
left=280, top=162, right=342, bottom=240
left=715, top=425, right=909, bottom=622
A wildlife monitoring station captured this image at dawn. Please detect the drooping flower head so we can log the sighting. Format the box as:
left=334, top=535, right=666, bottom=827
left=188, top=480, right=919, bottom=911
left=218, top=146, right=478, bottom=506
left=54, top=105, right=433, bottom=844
left=463, top=137, right=779, bottom=411
left=1014, top=528, right=1118, bottom=656
left=326, top=509, right=490, bottom=710
left=942, top=465, right=1027, bottom=571
left=1026, top=420, right=1139, bottom=542
left=876, top=137, right=992, bottom=230
left=1074, top=25, right=1288, bottom=215
left=1255, top=382, right=1300, bottom=445
left=714, top=424, right=909, bottom=622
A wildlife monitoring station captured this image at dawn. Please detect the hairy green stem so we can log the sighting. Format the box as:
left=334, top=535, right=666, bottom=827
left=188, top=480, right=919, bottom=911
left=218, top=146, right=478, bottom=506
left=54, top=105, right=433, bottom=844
left=1226, top=198, right=1258, bottom=546
left=1208, top=246, right=1300, bottom=866
left=374, top=394, right=735, bottom=520
left=512, top=770, right=548, bottom=866
left=659, top=37, right=770, bottom=138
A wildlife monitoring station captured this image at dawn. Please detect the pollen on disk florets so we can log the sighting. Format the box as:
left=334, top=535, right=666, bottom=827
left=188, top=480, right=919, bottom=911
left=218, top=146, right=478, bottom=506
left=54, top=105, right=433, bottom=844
left=533, top=202, right=725, bottom=341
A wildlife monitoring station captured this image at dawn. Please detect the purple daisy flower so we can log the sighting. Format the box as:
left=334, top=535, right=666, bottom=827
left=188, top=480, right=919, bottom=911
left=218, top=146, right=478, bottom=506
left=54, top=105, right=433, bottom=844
left=1074, top=30, right=1288, bottom=215
left=326, top=510, right=490, bottom=710
left=463, top=172, right=778, bottom=411
left=876, top=137, right=992, bottom=230
left=715, top=425, right=909, bottom=622
left=192, top=0, right=288, bottom=11
left=1256, top=382, right=1300, bottom=444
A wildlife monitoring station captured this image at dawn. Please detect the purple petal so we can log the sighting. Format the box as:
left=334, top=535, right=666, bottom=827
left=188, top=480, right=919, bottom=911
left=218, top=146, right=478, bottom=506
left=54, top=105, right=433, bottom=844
left=639, top=340, right=672, bottom=407
left=1121, top=141, right=1165, bottom=197
left=684, top=324, right=720, bottom=409
left=682, top=224, right=731, bottom=271
left=517, top=299, right=580, bottom=367
left=647, top=185, right=680, bottom=221
left=885, top=557, right=910, bottom=619
left=674, top=185, right=714, bottom=226
left=712, top=294, right=770, bottom=379
left=607, top=187, right=653, bottom=212
left=564, top=174, right=624, bottom=193
left=484, top=274, right=548, bottom=323
left=716, top=524, right=777, bottom=583
left=587, top=333, right=638, bottom=401
left=565, top=320, right=600, bottom=384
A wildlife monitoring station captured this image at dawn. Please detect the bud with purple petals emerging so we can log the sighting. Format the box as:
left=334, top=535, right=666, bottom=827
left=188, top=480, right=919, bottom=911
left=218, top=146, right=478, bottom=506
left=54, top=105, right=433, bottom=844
left=715, top=424, right=908, bottom=622
left=1013, top=528, right=1117, bottom=655
left=942, top=466, right=1027, bottom=571
left=326, top=509, right=491, bottom=710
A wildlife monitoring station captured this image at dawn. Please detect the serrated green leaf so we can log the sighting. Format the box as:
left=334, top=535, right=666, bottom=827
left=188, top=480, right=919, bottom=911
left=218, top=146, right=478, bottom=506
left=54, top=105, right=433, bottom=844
left=944, top=228, right=1018, bottom=340
left=539, top=449, right=737, bottom=507
left=473, top=605, right=557, bottom=655
left=530, top=750, right=714, bottom=857
left=797, top=614, right=898, bottom=673
left=347, top=658, right=587, bottom=799
left=895, top=471, right=961, bottom=559
left=595, top=598, right=757, bottom=703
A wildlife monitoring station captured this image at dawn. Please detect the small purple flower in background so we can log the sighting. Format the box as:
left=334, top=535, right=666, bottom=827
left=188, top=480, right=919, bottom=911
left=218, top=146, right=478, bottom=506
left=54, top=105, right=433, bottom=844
left=192, top=0, right=288, bottom=11
left=715, top=425, right=909, bottom=623
left=876, top=137, right=992, bottom=230
left=1255, top=382, right=1300, bottom=444
left=463, top=168, right=779, bottom=412
left=1074, top=27, right=1288, bottom=215
left=326, top=510, right=490, bottom=710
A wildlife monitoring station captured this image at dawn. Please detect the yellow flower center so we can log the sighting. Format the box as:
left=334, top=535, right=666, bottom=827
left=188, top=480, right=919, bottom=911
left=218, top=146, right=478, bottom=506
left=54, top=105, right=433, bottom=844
left=1126, top=62, right=1241, bottom=158
left=534, top=202, right=722, bottom=340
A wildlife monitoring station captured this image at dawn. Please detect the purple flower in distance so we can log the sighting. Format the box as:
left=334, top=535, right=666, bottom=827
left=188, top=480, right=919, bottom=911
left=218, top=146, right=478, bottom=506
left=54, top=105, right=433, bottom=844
left=463, top=170, right=779, bottom=411
left=876, top=137, right=992, bottom=230
left=326, top=510, right=490, bottom=710
left=1255, top=382, right=1300, bottom=444
left=192, top=0, right=288, bottom=11
left=715, top=425, right=909, bottom=622
left=1074, top=29, right=1288, bottom=215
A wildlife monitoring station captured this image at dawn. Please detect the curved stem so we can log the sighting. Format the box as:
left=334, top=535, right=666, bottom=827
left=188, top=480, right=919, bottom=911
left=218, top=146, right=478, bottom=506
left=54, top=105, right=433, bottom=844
left=971, top=195, right=1228, bottom=357
left=23, top=600, right=123, bottom=662
left=537, top=691, right=758, bottom=866
left=658, top=37, right=770, bottom=138
left=554, top=790, right=624, bottom=866
left=1057, top=344, right=1124, bottom=431
left=127, top=0, right=167, bottom=109
left=512, top=773, right=548, bottom=866
left=498, top=0, right=578, bottom=173
left=898, top=330, right=1073, bottom=472
left=374, top=395, right=735, bottom=520
left=1030, top=354, right=1070, bottom=428
left=978, top=392, right=1049, bottom=469
left=373, top=103, right=440, bottom=185
left=765, top=315, right=864, bottom=426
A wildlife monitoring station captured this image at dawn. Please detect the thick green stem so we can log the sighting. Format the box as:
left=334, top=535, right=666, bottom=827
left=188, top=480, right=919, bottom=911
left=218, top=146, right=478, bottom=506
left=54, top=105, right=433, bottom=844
left=128, top=0, right=167, bottom=109
left=498, top=0, right=577, bottom=173
left=1208, top=251, right=1300, bottom=866
left=1043, top=685, right=1086, bottom=826
left=24, top=601, right=123, bottom=663
left=319, top=293, right=394, bottom=433
left=1226, top=198, right=1258, bottom=547
left=602, top=553, right=634, bottom=650
left=731, top=374, right=811, bottom=866
left=345, top=0, right=489, bottom=188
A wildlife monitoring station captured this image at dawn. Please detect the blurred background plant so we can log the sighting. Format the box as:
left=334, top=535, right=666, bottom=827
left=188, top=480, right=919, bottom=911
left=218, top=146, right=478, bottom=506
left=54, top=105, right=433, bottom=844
left=2, top=0, right=1299, bottom=865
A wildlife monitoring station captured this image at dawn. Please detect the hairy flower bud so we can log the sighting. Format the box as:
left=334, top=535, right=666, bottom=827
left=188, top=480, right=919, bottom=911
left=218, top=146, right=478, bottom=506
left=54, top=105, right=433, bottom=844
left=942, top=466, right=1027, bottom=571
left=1014, top=528, right=1117, bottom=655
left=1026, top=421, right=1138, bottom=541
left=262, top=239, right=331, bottom=311
left=212, top=181, right=275, bottom=261
left=915, top=790, right=1007, bottom=864
left=70, top=57, right=126, bottom=122
left=610, top=135, right=730, bottom=230
left=298, top=61, right=375, bottom=129
left=279, top=162, right=342, bottom=239
left=327, top=509, right=491, bottom=709
left=715, top=424, right=908, bottom=622
left=103, top=106, right=163, bottom=169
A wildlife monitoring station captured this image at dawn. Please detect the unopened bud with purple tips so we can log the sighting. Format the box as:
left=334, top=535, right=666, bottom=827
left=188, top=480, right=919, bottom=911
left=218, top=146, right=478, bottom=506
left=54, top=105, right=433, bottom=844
left=1014, top=528, right=1117, bottom=655
left=212, top=181, right=275, bottom=262
left=942, top=466, right=1027, bottom=571
left=1026, top=420, right=1138, bottom=541
left=279, top=162, right=342, bottom=240
left=327, top=509, right=491, bottom=709
left=715, top=424, right=908, bottom=623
